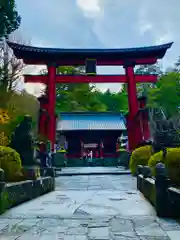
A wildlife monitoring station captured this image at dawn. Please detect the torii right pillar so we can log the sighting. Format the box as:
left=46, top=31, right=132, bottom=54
left=139, top=96, right=150, bottom=141
left=124, top=62, right=143, bottom=152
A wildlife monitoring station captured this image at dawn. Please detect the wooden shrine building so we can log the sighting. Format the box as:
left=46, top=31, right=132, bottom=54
left=7, top=41, right=173, bottom=152
left=56, top=112, right=127, bottom=160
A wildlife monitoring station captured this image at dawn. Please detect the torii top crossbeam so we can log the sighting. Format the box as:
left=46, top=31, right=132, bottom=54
left=7, top=41, right=173, bottom=65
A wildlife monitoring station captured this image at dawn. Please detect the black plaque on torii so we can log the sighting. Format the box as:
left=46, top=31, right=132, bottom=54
left=85, top=59, right=97, bottom=76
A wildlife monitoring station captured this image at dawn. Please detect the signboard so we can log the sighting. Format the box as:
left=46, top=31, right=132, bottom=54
left=84, top=143, right=98, bottom=148
left=85, top=59, right=97, bottom=75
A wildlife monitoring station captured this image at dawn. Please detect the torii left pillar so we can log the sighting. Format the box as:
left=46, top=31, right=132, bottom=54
left=124, top=62, right=143, bottom=151
left=47, top=63, right=56, bottom=151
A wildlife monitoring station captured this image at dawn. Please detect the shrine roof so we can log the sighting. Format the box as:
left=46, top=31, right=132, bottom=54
left=7, top=41, right=173, bottom=64
left=57, top=112, right=126, bottom=131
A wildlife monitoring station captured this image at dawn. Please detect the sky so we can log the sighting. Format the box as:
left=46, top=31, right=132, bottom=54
left=14, top=0, right=179, bottom=95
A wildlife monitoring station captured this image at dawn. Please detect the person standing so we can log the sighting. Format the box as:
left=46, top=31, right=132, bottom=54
left=88, top=150, right=93, bottom=166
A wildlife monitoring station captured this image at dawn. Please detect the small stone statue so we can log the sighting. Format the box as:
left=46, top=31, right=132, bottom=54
left=155, top=162, right=167, bottom=177
left=10, top=115, right=35, bottom=166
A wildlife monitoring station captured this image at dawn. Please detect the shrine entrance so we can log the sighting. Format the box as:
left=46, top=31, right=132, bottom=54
left=7, top=41, right=173, bottom=152
left=56, top=112, right=126, bottom=165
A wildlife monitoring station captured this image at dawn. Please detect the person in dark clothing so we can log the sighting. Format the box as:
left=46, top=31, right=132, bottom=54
left=83, top=151, right=87, bottom=166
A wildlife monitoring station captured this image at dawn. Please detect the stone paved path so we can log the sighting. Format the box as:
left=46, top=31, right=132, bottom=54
left=0, top=169, right=180, bottom=239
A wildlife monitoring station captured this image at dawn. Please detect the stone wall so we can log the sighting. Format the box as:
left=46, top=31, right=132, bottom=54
left=0, top=173, right=55, bottom=214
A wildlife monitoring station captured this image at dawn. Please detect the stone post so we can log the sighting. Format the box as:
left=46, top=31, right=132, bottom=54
left=137, top=165, right=143, bottom=191
left=155, top=163, right=169, bottom=217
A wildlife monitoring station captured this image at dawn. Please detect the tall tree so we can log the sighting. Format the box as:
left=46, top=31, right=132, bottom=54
left=0, top=0, right=21, bottom=39
left=135, top=63, right=163, bottom=97
left=172, top=56, right=180, bottom=73
left=0, top=31, right=31, bottom=107
left=148, top=72, right=180, bottom=118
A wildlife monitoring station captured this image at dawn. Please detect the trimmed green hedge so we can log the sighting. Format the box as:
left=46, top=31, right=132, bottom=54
left=129, top=145, right=153, bottom=175
left=148, top=147, right=180, bottom=184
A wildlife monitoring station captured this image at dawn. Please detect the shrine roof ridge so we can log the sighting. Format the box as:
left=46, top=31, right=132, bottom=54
left=57, top=112, right=126, bottom=131
left=7, top=41, right=173, bottom=54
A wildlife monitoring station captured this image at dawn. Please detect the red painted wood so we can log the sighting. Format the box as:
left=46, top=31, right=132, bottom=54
left=47, top=65, right=56, bottom=151
left=140, top=99, right=150, bottom=141
left=24, top=75, right=47, bottom=83
left=80, top=140, right=84, bottom=158
left=38, top=99, right=48, bottom=138
left=23, top=57, right=157, bottom=66
left=24, top=74, right=157, bottom=84
left=125, top=66, right=142, bottom=151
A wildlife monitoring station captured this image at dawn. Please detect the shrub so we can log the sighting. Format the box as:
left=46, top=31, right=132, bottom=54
left=129, top=145, right=153, bottom=175
left=0, top=132, right=10, bottom=146
left=57, top=149, right=66, bottom=153
left=0, top=109, right=10, bottom=124
left=164, top=148, right=180, bottom=184
left=148, top=151, right=164, bottom=175
left=0, top=146, right=23, bottom=182
left=22, top=166, right=41, bottom=180
left=148, top=148, right=180, bottom=184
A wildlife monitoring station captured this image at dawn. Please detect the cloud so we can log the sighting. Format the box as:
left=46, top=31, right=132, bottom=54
left=16, top=0, right=103, bottom=48
left=138, top=22, right=152, bottom=36
left=76, top=0, right=102, bottom=18
left=155, top=33, right=173, bottom=45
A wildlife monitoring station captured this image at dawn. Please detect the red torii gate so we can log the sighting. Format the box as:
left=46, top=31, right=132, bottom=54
left=7, top=41, right=172, bottom=152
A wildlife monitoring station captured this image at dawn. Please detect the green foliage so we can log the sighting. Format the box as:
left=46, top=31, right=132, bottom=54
left=148, top=151, right=164, bottom=175
left=129, top=145, right=153, bottom=175
left=148, top=72, right=180, bottom=117
left=0, top=191, right=9, bottom=214
left=94, top=88, right=128, bottom=113
left=22, top=166, right=40, bottom=180
left=148, top=148, right=180, bottom=184
left=165, top=148, right=180, bottom=185
left=0, top=145, right=23, bottom=181
left=0, top=0, right=21, bottom=38
left=1, top=115, right=24, bottom=140
left=136, top=63, right=180, bottom=119
left=54, top=66, right=128, bottom=113
left=165, top=148, right=180, bottom=167
left=57, top=149, right=66, bottom=153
